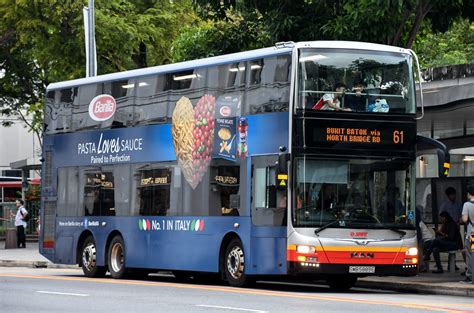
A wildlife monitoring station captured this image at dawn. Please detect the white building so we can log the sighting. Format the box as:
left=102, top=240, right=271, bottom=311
left=0, top=118, right=41, bottom=178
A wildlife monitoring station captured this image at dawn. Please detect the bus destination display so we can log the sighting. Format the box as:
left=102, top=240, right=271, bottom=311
left=304, top=119, right=416, bottom=152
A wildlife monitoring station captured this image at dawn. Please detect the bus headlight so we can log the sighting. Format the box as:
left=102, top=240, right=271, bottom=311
left=297, top=245, right=316, bottom=254
left=405, top=247, right=418, bottom=256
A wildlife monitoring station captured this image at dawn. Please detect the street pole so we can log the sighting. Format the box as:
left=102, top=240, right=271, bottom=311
left=83, top=0, right=97, bottom=77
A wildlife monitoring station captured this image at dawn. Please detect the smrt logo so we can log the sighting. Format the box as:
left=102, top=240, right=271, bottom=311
left=350, top=231, right=368, bottom=238
left=138, top=219, right=151, bottom=231
left=89, top=94, right=116, bottom=121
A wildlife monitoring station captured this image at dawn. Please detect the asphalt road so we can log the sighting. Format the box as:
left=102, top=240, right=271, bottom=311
left=0, top=267, right=472, bottom=313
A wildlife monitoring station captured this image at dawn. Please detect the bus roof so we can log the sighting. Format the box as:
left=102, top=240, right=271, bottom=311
left=47, top=45, right=293, bottom=91
left=46, top=41, right=411, bottom=91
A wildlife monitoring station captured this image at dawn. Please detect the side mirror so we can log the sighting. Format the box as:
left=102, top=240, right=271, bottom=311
left=276, top=153, right=290, bottom=190
left=436, top=148, right=450, bottom=178
left=278, top=153, right=290, bottom=174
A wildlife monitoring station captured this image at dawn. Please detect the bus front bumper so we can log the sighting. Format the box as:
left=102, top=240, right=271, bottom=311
left=288, top=261, right=418, bottom=277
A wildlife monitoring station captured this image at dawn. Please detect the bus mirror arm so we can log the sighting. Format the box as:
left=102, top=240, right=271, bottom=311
left=277, top=153, right=290, bottom=174
left=416, top=135, right=450, bottom=177
left=409, top=49, right=424, bottom=120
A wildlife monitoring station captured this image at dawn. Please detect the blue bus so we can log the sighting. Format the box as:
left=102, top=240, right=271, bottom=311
left=40, top=41, right=436, bottom=289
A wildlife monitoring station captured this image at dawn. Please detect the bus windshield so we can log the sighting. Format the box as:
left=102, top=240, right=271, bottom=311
left=293, top=157, right=415, bottom=229
left=298, top=48, right=415, bottom=114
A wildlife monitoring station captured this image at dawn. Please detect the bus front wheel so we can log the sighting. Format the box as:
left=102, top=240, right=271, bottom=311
left=108, top=236, right=127, bottom=279
left=224, top=238, right=254, bottom=287
left=81, top=236, right=106, bottom=278
left=326, top=275, right=358, bottom=291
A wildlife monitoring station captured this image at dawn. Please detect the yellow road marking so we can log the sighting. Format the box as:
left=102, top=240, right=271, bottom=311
left=0, top=273, right=471, bottom=313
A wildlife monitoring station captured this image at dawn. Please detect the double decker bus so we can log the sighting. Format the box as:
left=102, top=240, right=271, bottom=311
left=40, top=41, right=432, bottom=289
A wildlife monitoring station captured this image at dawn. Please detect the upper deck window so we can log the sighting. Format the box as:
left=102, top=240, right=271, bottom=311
left=297, top=49, right=415, bottom=114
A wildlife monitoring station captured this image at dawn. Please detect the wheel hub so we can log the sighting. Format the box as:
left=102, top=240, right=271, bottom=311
left=82, top=243, right=96, bottom=271
left=110, top=242, right=124, bottom=273
left=227, top=246, right=244, bottom=279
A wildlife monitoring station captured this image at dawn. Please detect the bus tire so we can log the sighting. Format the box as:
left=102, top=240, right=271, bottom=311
left=81, top=236, right=106, bottom=278
left=224, top=238, right=254, bottom=287
left=108, top=236, right=127, bottom=279
left=326, top=275, right=358, bottom=291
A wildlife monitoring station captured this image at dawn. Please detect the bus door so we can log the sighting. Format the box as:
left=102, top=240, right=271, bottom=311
left=250, top=155, right=287, bottom=275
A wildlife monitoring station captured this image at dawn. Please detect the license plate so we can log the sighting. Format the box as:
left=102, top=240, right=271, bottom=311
left=349, top=266, right=375, bottom=273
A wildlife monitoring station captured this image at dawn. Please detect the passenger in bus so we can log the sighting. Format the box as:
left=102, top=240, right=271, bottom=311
left=312, top=83, right=352, bottom=111
left=346, top=81, right=368, bottom=112
left=296, top=192, right=304, bottom=209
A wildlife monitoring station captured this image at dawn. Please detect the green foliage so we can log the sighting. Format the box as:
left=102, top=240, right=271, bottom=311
left=413, top=19, right=474, bottom=68
left=172, top=10, right=270, bottom=62
left=0, top=0, right=195, bottom=139
left=190, top=0, right=472, bottom=48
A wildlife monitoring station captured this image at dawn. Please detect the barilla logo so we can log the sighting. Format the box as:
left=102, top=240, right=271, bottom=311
left=88, top=94, right=116, bottom=121
left=220, top=106, right=231, bottom=117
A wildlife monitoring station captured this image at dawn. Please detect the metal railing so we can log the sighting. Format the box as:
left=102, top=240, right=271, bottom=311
left=0, top=201, right=40, bottom=237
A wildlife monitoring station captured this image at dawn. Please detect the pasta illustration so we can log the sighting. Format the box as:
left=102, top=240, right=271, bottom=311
left=172, top=95, right=216, bottom=189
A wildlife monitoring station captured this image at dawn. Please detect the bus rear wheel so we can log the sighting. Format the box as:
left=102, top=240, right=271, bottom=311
left=223, top=238, right=254, bottom=287
left=326, top=275, right=358, bottom=291
left=81, top=236, right=106, bottom=278
left=108, top=236, right=127, bottom=279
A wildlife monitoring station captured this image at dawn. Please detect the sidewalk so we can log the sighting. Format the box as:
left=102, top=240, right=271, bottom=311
left=0, top=241, right=76, bottom=269
left=0, top=241, right=472, bottom=296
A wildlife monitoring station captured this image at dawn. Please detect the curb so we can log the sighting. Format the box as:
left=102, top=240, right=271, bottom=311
left=357, top=279, right=474, bottom=297
left=1, top=260, right=472, bottom=297
left=0, top=260, right=78, bottom=270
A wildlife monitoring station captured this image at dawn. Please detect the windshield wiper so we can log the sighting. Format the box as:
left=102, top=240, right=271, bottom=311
left=388, top=227, right=406, bottom=237
left=314, top=218, right=345, bottom=235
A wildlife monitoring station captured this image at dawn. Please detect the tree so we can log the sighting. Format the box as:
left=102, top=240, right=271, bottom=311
left=0, top=0, right=195, bottom=144
left=172, top=10, right=270, bottom=62
left=190, top=0, right=473, bottom=49
left=413, top=19, right=474, bottom=68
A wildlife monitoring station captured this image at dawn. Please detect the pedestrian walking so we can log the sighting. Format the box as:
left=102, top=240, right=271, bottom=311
left=10, top=199, right=28, bottom=248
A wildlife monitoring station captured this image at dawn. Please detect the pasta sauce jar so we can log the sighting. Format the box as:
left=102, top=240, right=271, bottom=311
left=237, top=117, right=248, bottom=158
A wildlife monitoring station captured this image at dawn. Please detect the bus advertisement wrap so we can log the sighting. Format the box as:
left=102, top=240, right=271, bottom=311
left=46, top=112, right=288, bottom=168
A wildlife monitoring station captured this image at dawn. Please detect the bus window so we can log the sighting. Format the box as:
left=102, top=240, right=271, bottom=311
left=136, top=166, right=171, bottom=216
left=57, top=167, right=80, bottom=217
left=113, top=164, right=132, bottom=216
left=251, top=156, right=286, bottom=226
left=135, top=75, right=169, bottom=125
left=45, top=88, right=75, bottom=134
left=73, top=84, right=102, bottom=131
left=44, top=90, right=54, bottom=134
left=244, top=55, right=290, bottom=115
left=82, top=170, right=115, bottom=216
left=298, top=48, right=415, bottom=114
left=165, top=70, right=194, bottom=91
left=104, top=80, right=137, bottom=127
left=210, top=165, right=240, bottom=216
left=293, top=157, right=415, bottom=229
